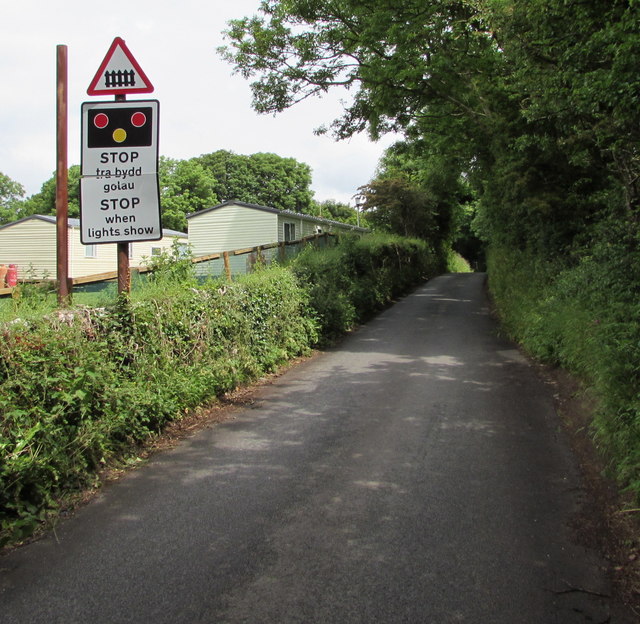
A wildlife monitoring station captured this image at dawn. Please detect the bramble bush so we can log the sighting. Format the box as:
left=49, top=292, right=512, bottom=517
left=1, top=232, right=443, bottom=546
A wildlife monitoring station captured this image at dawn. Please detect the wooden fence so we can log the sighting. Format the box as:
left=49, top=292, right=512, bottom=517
left=0, top=232, right=335, bottom=298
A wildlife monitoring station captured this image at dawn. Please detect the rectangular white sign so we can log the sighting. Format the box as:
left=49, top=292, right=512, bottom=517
left=80, top=100, right=161, bottom=244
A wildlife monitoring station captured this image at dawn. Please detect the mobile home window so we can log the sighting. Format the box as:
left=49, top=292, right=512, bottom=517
left=84, top=244, right=97, bottom=258
left=284, top=222, right=296, bottom=242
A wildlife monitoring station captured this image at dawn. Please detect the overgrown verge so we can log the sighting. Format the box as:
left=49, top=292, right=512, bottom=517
left=487, top=235, right=640, bottom=497
left=292, top=233, right=443, bottom=342
left=0, top=233, right=440, bottom=547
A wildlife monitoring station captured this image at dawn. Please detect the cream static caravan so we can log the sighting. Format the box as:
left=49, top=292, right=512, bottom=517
left=0, top=214, right=187, bottom=280
left=186, top=200, right=367, bottom=258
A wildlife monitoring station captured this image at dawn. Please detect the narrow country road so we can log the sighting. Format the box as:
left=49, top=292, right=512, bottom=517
left=0, top=273, right=632, bottom=622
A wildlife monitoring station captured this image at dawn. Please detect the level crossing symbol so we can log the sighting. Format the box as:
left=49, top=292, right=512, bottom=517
left=82, top=38, right=160, bottom=245
left=87, top=37, right=154, bottom=96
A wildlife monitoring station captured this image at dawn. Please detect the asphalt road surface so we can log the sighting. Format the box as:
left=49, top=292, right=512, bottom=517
left=0, top=273, right=632, bottom=623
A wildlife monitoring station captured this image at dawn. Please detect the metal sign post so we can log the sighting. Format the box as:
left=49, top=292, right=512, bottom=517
left=116, top=93, right=130, bottom=295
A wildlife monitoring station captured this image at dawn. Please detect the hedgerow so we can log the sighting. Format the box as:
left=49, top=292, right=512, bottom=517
left=0, top=233, right=440, bottom=547
left=292, top=233, right=441, bottom=342
left=487, top=232, right=640, bottom=497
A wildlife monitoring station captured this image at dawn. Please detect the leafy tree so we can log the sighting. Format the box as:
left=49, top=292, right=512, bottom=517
left=195, top=150, right=315, bottom=212
left=219, top=1, right=500, bottom=139
left=361, top=138, right=479, bottom=259
left=194, top=150, right=252, bottom=201
left=0, top=172, right=25, bottom=224
left=220, top=0, right=639, bottom=254
left=487, top=0, right=640, bottom=218
left=309, top=199, right=360, bottom=225
left=158, top=157, right=217, bottom=232
left=18, top=166, right=82, bottom=219
left=247, top=152, right=314, bottom=212
left=218, top=0, right=504, bottom=255
left=359, top=175, right=438, bottom=240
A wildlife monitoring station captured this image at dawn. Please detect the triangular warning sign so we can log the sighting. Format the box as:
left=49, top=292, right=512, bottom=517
left=87, top=37, right=154, bottom=96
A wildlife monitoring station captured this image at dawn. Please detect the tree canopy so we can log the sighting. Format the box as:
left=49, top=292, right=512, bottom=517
left=219, top=0, right=499, bottom=139
left=158, top=157, right=218, bottom=232
left=0, top=172, right=25, bottom=225
left=221, top=0, right=640, bottom=496
left=220, top=0, right=639, bottom=255
left=6, top=150, right=319, bottom=231
left=194, top=150, right=315, bottom=213
left=17, top=166, right=82, bottom=222
left=309, top=199, right=360, bottom=225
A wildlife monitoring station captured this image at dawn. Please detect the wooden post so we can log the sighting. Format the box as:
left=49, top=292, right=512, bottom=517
left=279, top=241, right=286, bottom=263
left=56, top=44, right=71, bottom=306
left=115, top=94, right=130, bottom=295
left=223, top=251, right=232, bottom=280
left=117, top=243, right=130, bottom=294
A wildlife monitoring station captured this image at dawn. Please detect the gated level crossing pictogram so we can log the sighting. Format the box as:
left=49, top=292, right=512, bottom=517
left=104, top=69, right=136, bottom=89
left=87, top=37, right=154, bottom=96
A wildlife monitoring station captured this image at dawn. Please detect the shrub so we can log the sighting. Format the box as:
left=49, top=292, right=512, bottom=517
left=0, top=267, right=316, bottom=546
left=0, top=232, right=443, bottom=546
left=292, top=233, right=439, bottom=342
left=487, top=238, right=640, bottom=497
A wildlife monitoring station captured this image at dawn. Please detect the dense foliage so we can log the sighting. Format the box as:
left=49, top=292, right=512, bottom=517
left=220, top=0, right=640, bottom=492
left=194, top=150, right=315, bottom=213
left=0, top=233, right=441, bottom=547
left=158, top=157, right=218, bottom=231
left=0, top=172, right=25, bottom=225
left=292, top=233, right=442, bottom=341
left=310, top=199, right=361, bottom=226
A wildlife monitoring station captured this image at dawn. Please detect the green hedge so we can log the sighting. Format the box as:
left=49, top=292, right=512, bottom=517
left=0, top=267, right=315, bottom=545
left=292, top=233, right=442, bottom=342
left=487, top=241, right=640, bottom=496
left=0, top=233, right=441, bottom=546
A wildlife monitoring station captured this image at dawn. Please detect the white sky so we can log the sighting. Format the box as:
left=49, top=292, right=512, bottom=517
left=0, top=0, right=398, bottom=206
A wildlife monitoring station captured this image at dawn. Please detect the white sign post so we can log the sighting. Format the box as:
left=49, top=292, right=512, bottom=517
left=80, top=100, right=161, bottom=244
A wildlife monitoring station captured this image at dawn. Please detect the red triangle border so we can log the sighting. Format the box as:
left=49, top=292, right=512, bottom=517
left=87, top=37, right=154, bottom=96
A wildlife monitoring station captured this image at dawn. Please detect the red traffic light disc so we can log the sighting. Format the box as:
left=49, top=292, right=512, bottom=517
left=94, top=113, right=109, bottom=129
left=131, top=111, right=147, bottom=128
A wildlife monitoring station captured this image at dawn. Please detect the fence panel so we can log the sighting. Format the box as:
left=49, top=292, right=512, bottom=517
left=0, top=232, right=341, bottom=298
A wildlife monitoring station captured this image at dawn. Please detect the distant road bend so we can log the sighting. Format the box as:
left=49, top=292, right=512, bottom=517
left=0, top=273, right=633, bottom=623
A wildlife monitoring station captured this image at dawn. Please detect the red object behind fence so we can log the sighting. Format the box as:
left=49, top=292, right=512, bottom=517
left=6, top=264, right=18, bottom=287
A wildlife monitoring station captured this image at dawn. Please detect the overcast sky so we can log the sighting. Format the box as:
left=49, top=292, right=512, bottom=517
left=0, top=0, right=399, bottom=206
